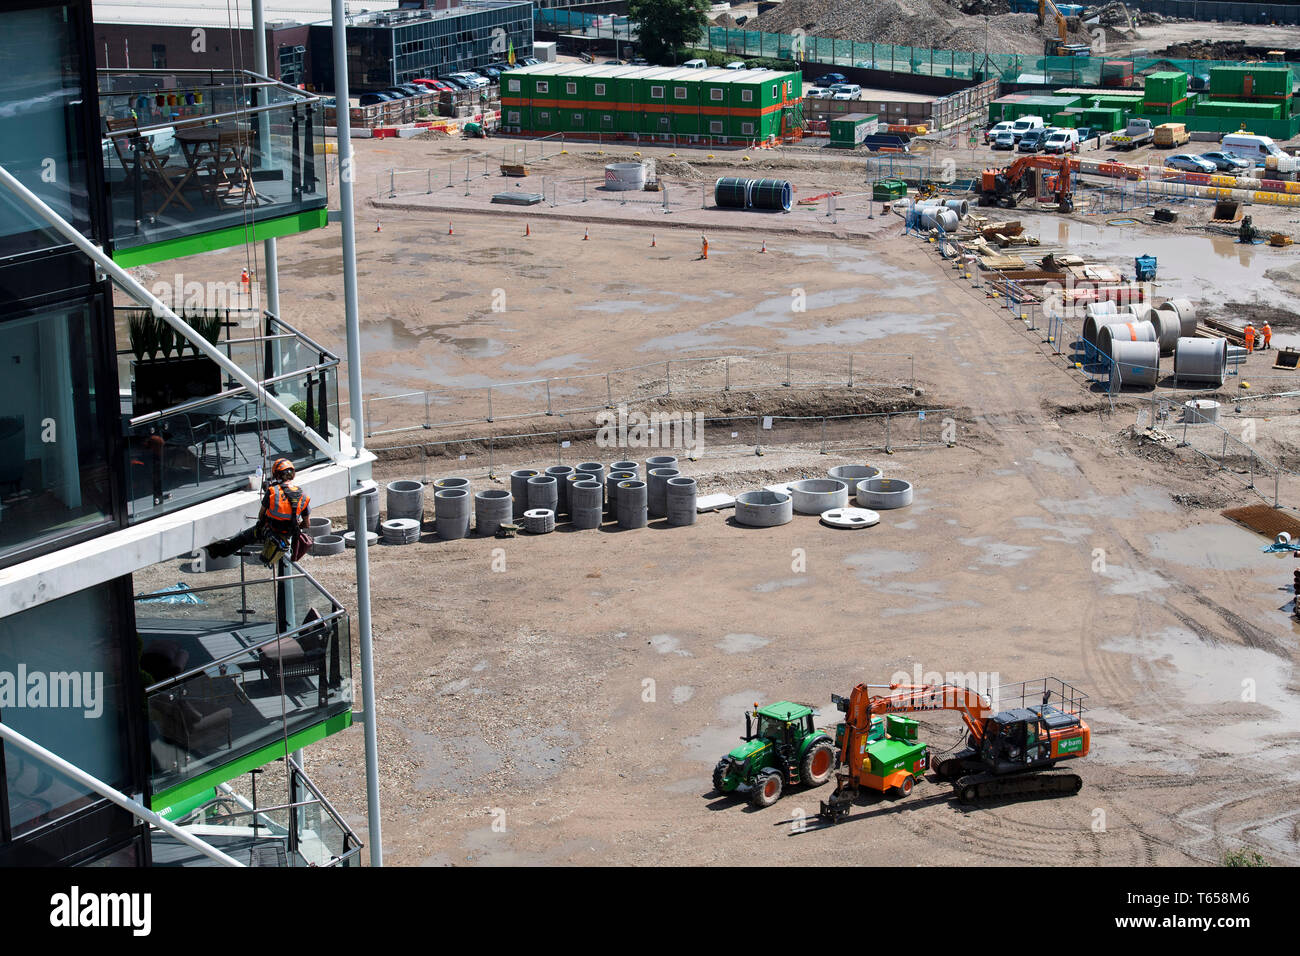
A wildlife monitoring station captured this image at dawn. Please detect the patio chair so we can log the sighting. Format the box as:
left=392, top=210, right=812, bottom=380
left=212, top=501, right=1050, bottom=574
left=105, top=117, right=195, bottom=217
left=258, top=608, right=334, bottom=706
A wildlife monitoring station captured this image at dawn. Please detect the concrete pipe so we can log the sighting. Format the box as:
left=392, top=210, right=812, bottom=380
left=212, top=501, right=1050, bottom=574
left=607, top=470, right=637, bottom=516
left=610, top=460, right=639, bottom=474
left=1174, top=336, right=1227, bottom=385
left=944, top=198, right=969, bottom=218
left=647, top=467, right=680, bottom=519
left=734, top=490, right=793, bottom=527
left=197, top=552, right=241, bottom=571
left=1110, top=339, right=1160, bottom=388
left=569, top=479, right=604, bottom=530
left=788, top=478, right=849, bottom=515
left=380, top=517, right=421, bottom=545
left=343, top=530, right=379, bottom=548
left=510, top=469, right=538, bottom=519
left=526, top=475, right=559, bottom=516
left=576, top=462, right=605, bottom=507
left=1128, top=303, right=1156, bottom=327
left=1167, top=298, right=1197, bottom=337
left=1096, top=320, right=1157, bottom=358
left=644, top=455, right=678, bottom=480
left=523, top=508, right=556, bottom=534
left=828, top=464, right=882, bottom=485
left=433, top=488, right=471, bottom=540
left=385, top=479, right=425, bottom=521
left=918, top=206, right=958, bottom=232
left=616, top=479, right=649, bottom=529
left=307, top=516, right=333, bottom=536
left=310, top=533, right=345, bottom=556
left=1082, top=307, right=1126, bottom=347
left=1183, top=399, right=1220, bottom=424
left=666, top=476, right=698, bottom=527
left=545, top=465, right=575, bottom=518
left=346, top=486, right=380, bottom=532
left=856, top=477, right=913, bottom=510
left=1150, top=309, right=1182, bottom=355
left=433, top=476, right=469, bottom=493
left=474, top=489, right=513, bottom=536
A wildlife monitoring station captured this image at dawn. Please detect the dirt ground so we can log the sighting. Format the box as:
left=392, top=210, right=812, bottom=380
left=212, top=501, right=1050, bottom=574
left=146, top=126, right=1300, bottom=867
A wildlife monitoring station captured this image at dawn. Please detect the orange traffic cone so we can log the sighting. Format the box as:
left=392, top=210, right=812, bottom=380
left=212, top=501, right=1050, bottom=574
left=524, top=222, right=530, bottom=237
left=375, top=222, right=382, bottom=233
left=583, top=227, right=589, bottom=241
left=760, top=240, right=766, bottom=253
left=651, top=234, right=656, bottom=247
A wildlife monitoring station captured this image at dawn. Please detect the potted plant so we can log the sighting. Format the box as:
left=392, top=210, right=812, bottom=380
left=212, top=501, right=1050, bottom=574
left=129, top=309, right=224, bottom=415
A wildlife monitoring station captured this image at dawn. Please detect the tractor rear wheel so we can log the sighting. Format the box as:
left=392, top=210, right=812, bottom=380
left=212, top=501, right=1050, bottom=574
left=749, top=771, right=783, bottom=808
left=801, top=740, right=836, bottom=787
left=712, top=758, right=733, bottom=794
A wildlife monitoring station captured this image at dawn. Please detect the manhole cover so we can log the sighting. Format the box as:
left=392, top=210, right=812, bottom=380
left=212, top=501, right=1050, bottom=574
left=820, top=507, right=880, bottom=529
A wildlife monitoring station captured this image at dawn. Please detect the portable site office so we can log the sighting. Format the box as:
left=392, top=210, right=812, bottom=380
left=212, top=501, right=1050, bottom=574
left=499, top=63, right=803, bottom=142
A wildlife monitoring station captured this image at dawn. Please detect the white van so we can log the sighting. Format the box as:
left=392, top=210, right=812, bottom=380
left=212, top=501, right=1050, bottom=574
left=682, top=59, right=708, bottom=69
left=1010, top=115, right=1045, bottom=142
left=1042, top=128, right=1079, bottom=153
left=1220, top=133, right=1296, bottom=173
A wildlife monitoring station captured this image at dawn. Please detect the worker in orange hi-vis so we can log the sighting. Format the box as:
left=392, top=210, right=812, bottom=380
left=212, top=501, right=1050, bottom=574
left=700, top=234, right=708, bottom=260
left=1261, top=321, right=1272, bottom=350
left=1244, top=322, right=1256, bottom=353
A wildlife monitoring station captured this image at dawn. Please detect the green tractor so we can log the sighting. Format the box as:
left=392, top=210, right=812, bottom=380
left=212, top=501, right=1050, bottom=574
left=712, top=701, right=837, bottom=808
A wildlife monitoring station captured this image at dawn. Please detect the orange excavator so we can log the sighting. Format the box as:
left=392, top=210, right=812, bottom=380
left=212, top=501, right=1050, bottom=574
left=818, top=677, right=1090, bottom=822
left=981, top=154, right=1080, bottom=212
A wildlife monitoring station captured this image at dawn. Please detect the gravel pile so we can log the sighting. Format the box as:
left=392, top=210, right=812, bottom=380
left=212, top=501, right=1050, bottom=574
left=741, top=0, right=1091, bottom=55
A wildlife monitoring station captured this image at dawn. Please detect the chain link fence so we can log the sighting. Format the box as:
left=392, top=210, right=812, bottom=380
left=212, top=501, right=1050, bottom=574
left=367, top=407, right=956, bottom=482
left=351, top=349, right=917, bottom=439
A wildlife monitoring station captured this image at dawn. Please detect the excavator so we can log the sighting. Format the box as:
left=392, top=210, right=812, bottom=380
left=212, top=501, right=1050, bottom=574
left=980, top=154, right=1080, bottom=212
left=818, top=677, right=1090, bottom=822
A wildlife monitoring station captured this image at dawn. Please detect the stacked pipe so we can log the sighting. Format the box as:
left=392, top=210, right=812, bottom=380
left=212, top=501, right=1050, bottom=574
left=380, top=518, right=420, bottom=545
left=433, top=488, right=471, bottom=540
left=509, top=470, right=537, bottom=519
left=474, top=489, right=512, bottom=536
left=647, top=467, right=680, bottom=519
left=616, top=479, right=648, bottom=529
left=526, top=474, right=558, bottom=516
left=523, top=508, right=555, bottom=534
left=545, top=465, right=574, bottom=518
left=665, top=476, right=697, bottom=526
left=569, top=479, right=604, bottom=529
left=385, top=480, right=425, bottom=521
left=607, top=468, right=637, bottom=516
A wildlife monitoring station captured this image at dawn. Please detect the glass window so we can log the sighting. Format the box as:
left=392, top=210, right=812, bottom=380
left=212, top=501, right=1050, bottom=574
left=594, top=83, right=605, bottom=96
left=1, top=582, right=131, bottom=837
left=710, top=120, right=723, bottom=133
left=0, top=304, right=114, bottom=562
left=742, top=122, right=754, bottom=135
left=651, top=86, right=663, bottom=98
left=508, top=78, right=520, bottom=91
left=742, top=89, right=753, bottom=102
left=0, top=4, right=94, bottom=259
left=566, top=82, right=576, bottom=94
left=536, top=80, right=548, bottom=93
left=507, top=110, right=520, bottom=124
left=710, top=88, right=723, bottom=101
left=674, top=87, right=686, bottom=99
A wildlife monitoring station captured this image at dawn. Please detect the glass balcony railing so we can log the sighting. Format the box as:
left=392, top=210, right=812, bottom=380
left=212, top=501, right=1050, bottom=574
left=151, top=758, right=363, bottom=867
left=98, top=69, right=326, bottom=257
left=117, top=307, right=340, bottom=524
left=137, top=560, right=353, bottom=802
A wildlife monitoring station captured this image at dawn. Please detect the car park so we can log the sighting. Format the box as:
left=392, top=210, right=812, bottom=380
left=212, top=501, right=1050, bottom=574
left=1200, top=151, right=1252, bottom=172
left=985, top=120, right=1015, bottom=143
left=1164, top=153, right=1218, bottom=174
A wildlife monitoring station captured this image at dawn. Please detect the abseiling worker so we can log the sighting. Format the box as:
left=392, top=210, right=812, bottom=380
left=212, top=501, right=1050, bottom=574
left=207, top=458, right=310, bottom=565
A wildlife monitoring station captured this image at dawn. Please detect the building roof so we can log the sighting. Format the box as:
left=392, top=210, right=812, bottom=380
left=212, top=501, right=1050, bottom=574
left=91, top=0, right=402, bottom=30
left=506, top=62, right=797, bottom=84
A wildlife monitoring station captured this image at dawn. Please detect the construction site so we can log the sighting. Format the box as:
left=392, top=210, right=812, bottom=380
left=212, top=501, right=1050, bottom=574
left=92, top=1, right=1300, bottom=873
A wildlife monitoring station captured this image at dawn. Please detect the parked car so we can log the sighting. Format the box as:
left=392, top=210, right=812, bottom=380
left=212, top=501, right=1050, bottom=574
left=1219, top=132, right=1295, bottom=172
left=1165, top=153, right=1218, bottom=174
left=1200, top=150, right=1252, bottom=172
left=829, top=83, right=861, bottom=100
left=358, top=92, right=396, bottom=106
left=1041, top=128, right=1079, bottom=153
left=1075, top=126, right=1096, bottom=143
left=520, top=56, right=541, bottom=66
left=410, top=78, right=450, bottom=93
left=814, top=72, right=846, bottom=87
left=459, top=71, right=490, bottom=89
left=439, top=74, right=472, bottom=90
left=1010, top=115, right=1045, bottom=142
left=381, top=87, right=414, bottom=99
left=1017, top=127, right=1051, bottom=153
left=992, top=130, right=1016, bottom=150
left=984, top=120, right=1015, bottom=143
left=804, top=86, right=831, bottom=98
left=724, top=60, right=746, bottom=69
left=479, top=65, right=503, bottom=82
left=393, top=83, right=427, bottom=96
left=631, top=57, right=648, bottom=65
left=682, top=58, right=708, bottom=69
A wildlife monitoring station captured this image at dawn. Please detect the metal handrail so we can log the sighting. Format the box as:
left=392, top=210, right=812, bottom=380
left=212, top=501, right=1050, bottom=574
left=268, top=313, right=340, bottom=364
left=288, top=754, right=364, bottom=861
left=127, top=357, right=339, bottom=428
left=0, top=723, right=244, bottom=866
left=144, top=607, right=347, bottom=694
left=100, top=98, right=320, bottom=144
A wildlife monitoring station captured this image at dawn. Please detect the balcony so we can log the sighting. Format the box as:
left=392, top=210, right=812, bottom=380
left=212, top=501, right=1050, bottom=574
left=137, top=559, right=353, bottom=810
left=99, top=69, right=327, bottom=267
left=150, top=759, right=363, bottom=867
left=117, top=306, right=341, bottom=525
